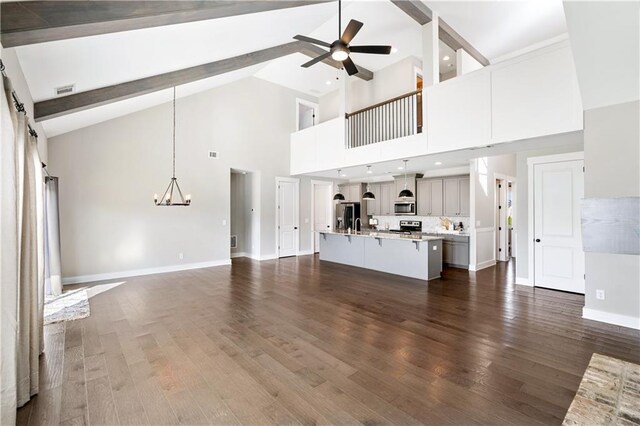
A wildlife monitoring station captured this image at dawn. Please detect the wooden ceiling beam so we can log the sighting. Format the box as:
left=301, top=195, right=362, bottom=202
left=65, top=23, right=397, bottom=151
left=0, top=0, right=332, bottom=47
left=390, top=0, right=490, bottom=66
left=34, top=41, right=373, bottom=121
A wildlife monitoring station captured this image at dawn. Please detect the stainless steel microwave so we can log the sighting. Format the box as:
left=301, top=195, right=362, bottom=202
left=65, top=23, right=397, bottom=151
left=394, top=201, right=416, bottom=215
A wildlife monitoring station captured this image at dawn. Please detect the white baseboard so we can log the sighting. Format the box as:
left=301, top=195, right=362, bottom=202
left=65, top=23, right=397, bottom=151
left=583, top=308, right=640, bottom=330
left=297, top=250, right=314, bottom=256
left=469, top=260, right=496, bottom=272
left=62, top=259, right=232, bottom=285
left=515, top=276, right=532, bottom=286
left=230, top=252, right=247, bottom=259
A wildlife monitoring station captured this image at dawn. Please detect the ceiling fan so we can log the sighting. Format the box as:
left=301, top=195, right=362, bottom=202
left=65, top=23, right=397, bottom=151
left=293, top=0, right=392, bottom=76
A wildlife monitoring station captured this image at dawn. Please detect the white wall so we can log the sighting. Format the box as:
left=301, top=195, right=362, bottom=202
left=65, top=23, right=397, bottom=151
left=1, top=48, right=48, bottom=161
left=456, top=48, right=483, bottom=76
left=49, top=77, right=318, bottom=279
left=583, top=100, right=639, bottom=327
left=514, top=132, right=584, bottom=282
left=319, top=56, right=421, bottom=122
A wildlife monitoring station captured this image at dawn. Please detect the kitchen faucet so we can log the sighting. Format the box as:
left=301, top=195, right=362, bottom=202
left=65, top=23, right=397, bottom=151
left=354, top=218, right=362, bottom=233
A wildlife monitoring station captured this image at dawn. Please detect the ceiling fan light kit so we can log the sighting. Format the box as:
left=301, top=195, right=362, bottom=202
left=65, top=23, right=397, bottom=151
left=294, top=0, right=392, bottom=76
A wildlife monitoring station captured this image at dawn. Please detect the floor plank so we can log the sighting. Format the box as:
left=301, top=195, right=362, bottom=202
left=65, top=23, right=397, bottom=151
left=17, top=257, right=640, bottom=425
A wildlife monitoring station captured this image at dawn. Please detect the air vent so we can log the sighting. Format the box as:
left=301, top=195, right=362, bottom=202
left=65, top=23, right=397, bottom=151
left=55, top=84, right=75, bottom=96
left=230, top=235, right=237, bottom=249
left=208, top=151, right=219, bottom=159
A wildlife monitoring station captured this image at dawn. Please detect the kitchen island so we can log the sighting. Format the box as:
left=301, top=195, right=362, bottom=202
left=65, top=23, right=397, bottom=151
left=319, top=231, right=443, bottom=280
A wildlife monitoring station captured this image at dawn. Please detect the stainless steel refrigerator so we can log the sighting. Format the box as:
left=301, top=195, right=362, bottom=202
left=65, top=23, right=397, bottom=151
left=336, top=202, right=361, bottom=231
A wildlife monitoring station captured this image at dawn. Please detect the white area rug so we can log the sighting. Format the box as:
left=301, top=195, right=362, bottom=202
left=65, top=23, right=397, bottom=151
left=44, top=288, right=90, bottom=325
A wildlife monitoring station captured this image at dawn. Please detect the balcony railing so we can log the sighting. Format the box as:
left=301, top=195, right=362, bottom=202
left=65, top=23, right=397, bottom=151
left=345, top=89, right=421, bottom=149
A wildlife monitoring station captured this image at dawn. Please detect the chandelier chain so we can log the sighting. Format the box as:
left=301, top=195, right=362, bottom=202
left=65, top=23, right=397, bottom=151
left=172, top=87, right=176, bottom=178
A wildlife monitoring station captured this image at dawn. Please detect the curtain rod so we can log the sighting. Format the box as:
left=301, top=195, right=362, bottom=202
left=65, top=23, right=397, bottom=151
left=0, top=58, right=39, bottom=140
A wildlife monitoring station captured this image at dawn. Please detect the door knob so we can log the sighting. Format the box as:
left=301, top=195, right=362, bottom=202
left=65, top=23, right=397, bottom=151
left=294, top=227, right=298, bottom=230
left=535, top=238, right=541, bottom=243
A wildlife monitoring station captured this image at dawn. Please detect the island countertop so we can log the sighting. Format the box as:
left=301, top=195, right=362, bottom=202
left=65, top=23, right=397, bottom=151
left=319, top=230, right=444, bottom=243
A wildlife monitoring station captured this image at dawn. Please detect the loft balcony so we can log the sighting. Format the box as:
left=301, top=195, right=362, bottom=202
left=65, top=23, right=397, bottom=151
left=290, top=40, right=583, bottom=176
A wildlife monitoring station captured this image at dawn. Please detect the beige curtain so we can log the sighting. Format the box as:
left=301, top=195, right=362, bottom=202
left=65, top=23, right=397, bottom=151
left=1, top=71, right=20, bottom=426
left=1, top=74, right=45, bottom=424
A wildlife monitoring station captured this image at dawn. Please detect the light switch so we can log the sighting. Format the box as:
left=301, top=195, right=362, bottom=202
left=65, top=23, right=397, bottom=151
left=432, top=245, right=437, bottom=251
left=476, top=220, right=481, bottom=227
left=222, top=219, right=227, bottom=226
left=304, top=218, right=309, bottom=223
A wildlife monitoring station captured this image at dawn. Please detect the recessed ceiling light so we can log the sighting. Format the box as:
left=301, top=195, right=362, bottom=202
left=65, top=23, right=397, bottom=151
left=391, top=47, right=398, bottom=54
left=443, top=55, right=450, bottom=61
left=397, top=166, right=404, bottom=170
left=366, top=165, right=373, bottom=174
left=325, top=80, right=332, bottom=85
left=435, top=162, right=442, bottom=165
left=340, top=173, right=347, bottom=177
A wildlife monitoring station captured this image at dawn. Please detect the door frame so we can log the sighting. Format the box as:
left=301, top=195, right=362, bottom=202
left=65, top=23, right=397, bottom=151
left=275, top=177, right=300, bottom=258
left=527, top=151, right=584, bottom=287
left=494, top=173, right=515, bottom=262
left=295, top=98, right=319, bottom=131
left=310, top=179, right=335, bottom=253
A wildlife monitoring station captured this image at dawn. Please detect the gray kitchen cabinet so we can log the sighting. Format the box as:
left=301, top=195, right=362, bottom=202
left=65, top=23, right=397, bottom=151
left=443, top=176, right=470, bottom=217
left=443, top=178, right=460, bottom=216
left=348, top=183, right=361, bottom=203
left=417, top=179, right=443, bottom=216
left=442, top=236, right=470, bottom=269
left=379, top=182, right=395, bottom=215
left=338, top=183, right=362, bottom=203
left=458, top=177, right=470, bottom=216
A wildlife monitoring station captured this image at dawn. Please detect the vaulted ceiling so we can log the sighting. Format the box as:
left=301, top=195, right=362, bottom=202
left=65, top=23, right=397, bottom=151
left=4, top=0, right=569, bottom=137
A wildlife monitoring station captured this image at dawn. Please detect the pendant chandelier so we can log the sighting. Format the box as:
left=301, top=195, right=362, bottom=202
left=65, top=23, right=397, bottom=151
left=398, top=159, right=414, bottom=198
left=333, top=169, right=346, bottom=200
left=362, top=166, right=375, bottom=200
left=154, top=87, right=191, bottom=206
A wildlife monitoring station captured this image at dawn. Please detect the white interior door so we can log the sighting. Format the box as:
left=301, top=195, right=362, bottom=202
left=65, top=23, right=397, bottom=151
left=278, top=179, right=299, bottom=258
left=313, top=183, right=332, bottom=252
left=533, top=160, right=584, bottom=293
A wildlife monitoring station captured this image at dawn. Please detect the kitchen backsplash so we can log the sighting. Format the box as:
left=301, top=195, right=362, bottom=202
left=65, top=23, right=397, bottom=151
left=372, top=215, right=470, bottom=233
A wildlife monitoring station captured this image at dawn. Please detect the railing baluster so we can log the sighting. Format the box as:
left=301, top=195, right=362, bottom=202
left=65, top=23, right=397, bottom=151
left=345, top=89, right=422, bottom=149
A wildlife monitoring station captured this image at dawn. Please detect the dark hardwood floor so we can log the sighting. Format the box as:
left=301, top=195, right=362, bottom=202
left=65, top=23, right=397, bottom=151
left=17, top=256, right=640, bottom=425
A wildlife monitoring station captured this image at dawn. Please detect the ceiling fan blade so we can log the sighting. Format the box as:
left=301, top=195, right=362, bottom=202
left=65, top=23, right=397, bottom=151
left=293, top=35, right=331, bottom=48
left=301, top=51, right=332, bottom=68
left=341, top=19, right=363, bottom=44
left=342, top=56, right=359, bottom=76
left=349, top=45, right=392, bottom=55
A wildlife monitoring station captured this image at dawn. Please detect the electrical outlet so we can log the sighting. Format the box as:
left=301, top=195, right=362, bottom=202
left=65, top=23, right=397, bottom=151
left=596, top=289, right=605, bottom=300
left=178, top=253, right=183, bottom=260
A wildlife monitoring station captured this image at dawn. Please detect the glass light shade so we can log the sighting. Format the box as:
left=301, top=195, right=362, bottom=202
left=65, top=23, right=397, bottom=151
left=331, top=48, right=349, bottom=62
